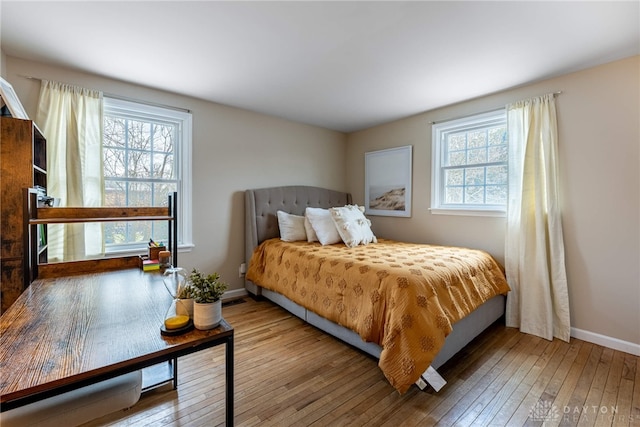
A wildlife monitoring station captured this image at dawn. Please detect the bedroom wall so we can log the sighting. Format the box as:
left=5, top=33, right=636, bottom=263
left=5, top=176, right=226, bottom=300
left=1, top=49, right=6, bottom=77
left=4, top=56, right=347, bottom=296
left=346, top=55, right=640, bottom=350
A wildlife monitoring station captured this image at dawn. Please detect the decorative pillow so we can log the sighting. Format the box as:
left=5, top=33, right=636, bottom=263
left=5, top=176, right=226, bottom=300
left=304, top=207, right=342, bottom=245
left=276, top=211, right=307, bottom=242
left=329, top=205, right=377, bottom=248
left=304, top=216, right=318, bottom=242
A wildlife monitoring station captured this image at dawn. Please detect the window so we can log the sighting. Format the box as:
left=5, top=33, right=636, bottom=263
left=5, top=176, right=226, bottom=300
left=431, top=110, right=507, bottom=216
left=103, top=97, right=192, bottom=253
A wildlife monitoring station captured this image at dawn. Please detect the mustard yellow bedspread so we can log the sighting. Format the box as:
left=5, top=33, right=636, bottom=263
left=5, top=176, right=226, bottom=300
left=246, top=238, right=510, bottom=393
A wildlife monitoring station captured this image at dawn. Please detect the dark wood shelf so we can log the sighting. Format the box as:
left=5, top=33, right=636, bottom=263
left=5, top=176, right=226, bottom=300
left=32, top=206, right=173, bottom=223
left=23, top=191, right=179, bottom=281
left=29, top=215, right=174, bottom=224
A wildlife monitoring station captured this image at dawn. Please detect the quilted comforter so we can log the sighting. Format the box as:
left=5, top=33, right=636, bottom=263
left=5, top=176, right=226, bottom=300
left=246, top=238, right=510, bottom=393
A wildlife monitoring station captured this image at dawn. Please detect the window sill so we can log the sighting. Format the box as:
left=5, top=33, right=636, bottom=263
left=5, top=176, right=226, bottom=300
left=429, top=208, right=506, bottom=218
left=105, top=243, right=195, bottom=257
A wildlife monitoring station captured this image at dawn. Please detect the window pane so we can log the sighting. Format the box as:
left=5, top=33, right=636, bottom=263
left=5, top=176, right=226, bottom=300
left=128, top=120, right=151, bottom=150
left=445, top=169, right=464, bottom=186
left=129, top=221, right=151, bottom=244
left=468, top=130, right=486, bottom=148
left=487, top=165, right=507, bottom=185
left=465, top=167, right=485, bottom=185
left=445, top=186, right=463, bottom=204
left=153, top=124, right=174, bottom=153
left=104, top=117, right=126, bottom=149
left=154, top=182, right=177, bottom=207
left=151, top=221, right=169, bottom=246
left=153, top=153, right=174, bottom=179
left=128, top=151, right=149, bottom=178
left=488, top=126, right=507, bottom=145
left=129, top=182, right=152, bottom=206
left=103, top=147, right=126, bottom=178
left=465, top=186, right=484, bottom=204
left=486, top=185, right=507, bottom=204
left=105, top=221, right=128, bottom=245
left=448, top=151, right=466, bottom=166
left=488, top=145, right=508, bottom=162
left=104, top=180, right=126, bottom=206
left=467, top=147, right=487, bottom=165
left=448, top=133, right=466, bottom=151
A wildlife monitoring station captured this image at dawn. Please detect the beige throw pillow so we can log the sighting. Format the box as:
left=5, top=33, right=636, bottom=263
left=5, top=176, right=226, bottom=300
left=329, top=205, right=377, bottom=248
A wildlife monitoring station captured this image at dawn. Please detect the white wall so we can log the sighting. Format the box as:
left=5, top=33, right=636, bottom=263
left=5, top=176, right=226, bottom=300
left=347, top=56, right=640, bottom=349
left=0, top=0, right=4, bottom=77
left=4, top=56, right=348, bottom=294
left=1, top=49, right=6, bottom=77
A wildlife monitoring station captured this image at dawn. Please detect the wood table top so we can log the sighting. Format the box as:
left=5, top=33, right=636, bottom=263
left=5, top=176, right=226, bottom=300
left=0, top=268, right=233, bottom=406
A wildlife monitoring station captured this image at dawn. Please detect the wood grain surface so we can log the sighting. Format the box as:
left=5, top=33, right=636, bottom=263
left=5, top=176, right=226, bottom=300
left=0, top=268, right=233, bottom=407
left=83, top=297, right=639, bottom=427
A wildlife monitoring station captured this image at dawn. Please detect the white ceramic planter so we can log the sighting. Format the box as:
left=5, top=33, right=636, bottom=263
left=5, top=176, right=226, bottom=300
left=193, top=300, right=222, bottom=330
left=175, top=298, right=194, bottom=318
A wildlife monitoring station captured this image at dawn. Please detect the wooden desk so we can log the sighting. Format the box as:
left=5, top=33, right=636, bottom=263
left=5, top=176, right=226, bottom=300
left=0, top=268, right=234, bottom=425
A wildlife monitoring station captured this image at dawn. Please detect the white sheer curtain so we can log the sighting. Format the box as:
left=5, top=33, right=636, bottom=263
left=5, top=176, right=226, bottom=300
left=505, top=93, right=570, bottom=342
left=36, top=80, right=104, bottom=262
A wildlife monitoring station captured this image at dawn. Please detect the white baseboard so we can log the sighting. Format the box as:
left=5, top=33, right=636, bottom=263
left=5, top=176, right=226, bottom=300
left=222, top=288, right=248, bottom=302
left=571, top=327, right=640, bottom=356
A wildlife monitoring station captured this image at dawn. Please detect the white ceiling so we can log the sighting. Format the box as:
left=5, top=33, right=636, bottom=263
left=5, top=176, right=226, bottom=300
left=1, top=1, right=639, bottom=132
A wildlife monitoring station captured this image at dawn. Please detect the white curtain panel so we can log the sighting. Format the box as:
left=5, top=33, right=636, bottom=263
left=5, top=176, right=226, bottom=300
left=36, top=80, right=104, bottom=262
left=505, top=93, right=570, bottom=342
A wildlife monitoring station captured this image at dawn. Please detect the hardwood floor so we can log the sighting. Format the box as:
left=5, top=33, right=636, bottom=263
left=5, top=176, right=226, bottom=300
left=83, top=297, right=640, bottom=427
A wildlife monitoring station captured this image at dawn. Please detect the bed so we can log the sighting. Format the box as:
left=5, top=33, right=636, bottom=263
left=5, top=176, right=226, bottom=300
left=244, top=185, right=510, bottom=393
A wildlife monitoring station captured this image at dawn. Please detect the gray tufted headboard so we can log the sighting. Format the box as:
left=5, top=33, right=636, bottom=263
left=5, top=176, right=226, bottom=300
left=244, top=186, right=351, bottom=293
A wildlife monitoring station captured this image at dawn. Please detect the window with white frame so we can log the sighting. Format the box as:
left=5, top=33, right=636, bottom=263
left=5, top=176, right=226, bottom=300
left=103, top=97, right=192, bottom=253
left=431, top=110, right=507, bottom=216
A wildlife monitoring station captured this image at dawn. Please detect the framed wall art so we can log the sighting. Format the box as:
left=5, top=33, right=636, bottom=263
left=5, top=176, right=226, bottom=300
left=0, top=77, right=29, bottom=119
left=365, top=145, right=412, bottom=217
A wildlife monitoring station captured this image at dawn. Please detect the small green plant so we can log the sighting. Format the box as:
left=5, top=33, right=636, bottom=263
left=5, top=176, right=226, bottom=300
left=176, top=281, right=194, bottom=299
left=189, top=268, right=227, bottom=303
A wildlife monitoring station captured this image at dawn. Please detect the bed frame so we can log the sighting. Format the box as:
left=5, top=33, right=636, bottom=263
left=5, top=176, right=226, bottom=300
left=244, top=185, right=505, bottom=386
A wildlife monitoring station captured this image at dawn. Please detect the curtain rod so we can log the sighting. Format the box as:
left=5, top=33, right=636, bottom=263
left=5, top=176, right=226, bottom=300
left=19, top=74, right=192, bottom=114
left=428, top=91, right=562, bottom=125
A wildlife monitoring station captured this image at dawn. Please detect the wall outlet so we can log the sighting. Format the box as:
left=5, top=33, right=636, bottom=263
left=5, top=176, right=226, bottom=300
left=239, top=262, right=246, bottom=278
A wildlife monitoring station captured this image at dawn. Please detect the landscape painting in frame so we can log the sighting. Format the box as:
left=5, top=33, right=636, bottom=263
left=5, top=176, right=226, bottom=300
left=365, top=145, right=412, bottom=217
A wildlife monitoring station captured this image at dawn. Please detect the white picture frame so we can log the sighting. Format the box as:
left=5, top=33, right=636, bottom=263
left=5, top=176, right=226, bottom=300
left=365, top=145, right=412, bottom=217
left=0, top=77, right=29, bottom=119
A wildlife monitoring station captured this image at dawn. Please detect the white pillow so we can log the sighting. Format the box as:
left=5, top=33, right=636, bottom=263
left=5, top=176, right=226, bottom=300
left=304, top=207, right=342, bottom=245
left=329, top=205, right=377, bottom=248
left=304, top=216, right=318, bottom=242
left=277, top=211, right=307, bottom=242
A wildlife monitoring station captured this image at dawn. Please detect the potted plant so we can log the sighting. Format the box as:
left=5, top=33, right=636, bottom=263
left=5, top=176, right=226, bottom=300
left=189, top=268, right=227, bottom=330
left=175, top=278, right=195, bottom=318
